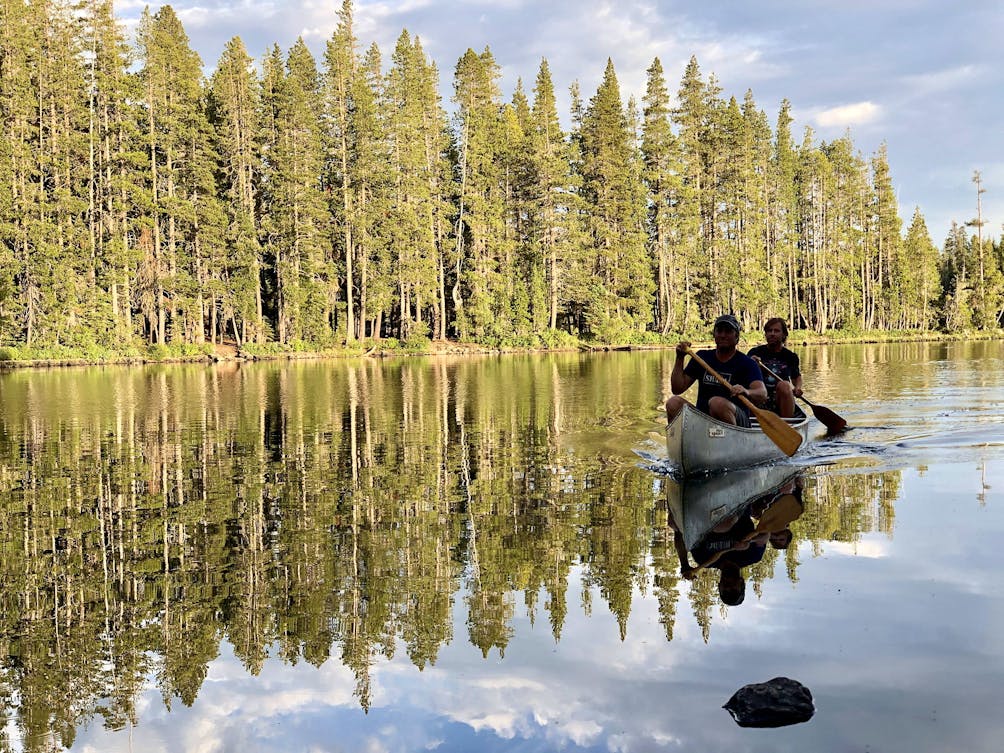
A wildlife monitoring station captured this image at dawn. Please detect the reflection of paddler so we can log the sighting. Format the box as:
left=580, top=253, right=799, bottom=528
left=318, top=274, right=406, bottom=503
left=676, top=479, right=805, bottom=583
left=669, top=504, right=767, bottom=606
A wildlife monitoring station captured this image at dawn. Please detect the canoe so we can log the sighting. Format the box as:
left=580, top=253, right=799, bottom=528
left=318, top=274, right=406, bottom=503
left=665, top=463, right=803, bottom=550
left=666, top=402, right=809, bottom=476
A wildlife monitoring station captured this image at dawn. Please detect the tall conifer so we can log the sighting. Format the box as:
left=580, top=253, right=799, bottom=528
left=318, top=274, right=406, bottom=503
left=268, top=40, right=330, bottom=344
left=136, top=6, right=214, bottom=344
left=579, top=59, right=650, bottom=340
left=324, top=0, right=359, bottom=341
left=209, top=36, right=264, bottom=344
left=452, top=47, right=505, bottom=342
left=641, top=58, right=682, bottom=334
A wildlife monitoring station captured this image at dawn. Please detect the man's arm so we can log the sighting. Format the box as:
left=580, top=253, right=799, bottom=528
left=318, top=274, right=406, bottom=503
left=748, top=355, right=767, bottom=405
left=791, top=355, right=804, bottom=397
left=747, top=378, right=768, bottom=404
left=729, top=378, right=767, bottom=404
left=673, top=529, right=696, bottom=578
left=670, top=342, right=696, bottom=395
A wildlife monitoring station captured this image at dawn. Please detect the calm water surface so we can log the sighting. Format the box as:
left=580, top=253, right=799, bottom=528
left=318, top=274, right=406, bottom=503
left=0, top=341, right=1002, bottom=752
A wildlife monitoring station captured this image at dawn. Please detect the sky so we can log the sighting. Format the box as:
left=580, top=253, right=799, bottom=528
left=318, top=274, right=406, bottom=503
left=116, top=0, right=1003, bottom=247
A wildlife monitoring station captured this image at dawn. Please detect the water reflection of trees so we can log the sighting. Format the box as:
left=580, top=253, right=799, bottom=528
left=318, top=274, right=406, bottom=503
left=0, top=358, right=899, bottom=749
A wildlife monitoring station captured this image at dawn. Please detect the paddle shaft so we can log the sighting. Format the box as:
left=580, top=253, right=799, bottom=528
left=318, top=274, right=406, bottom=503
left=755, top=360, right=848, bottom=433
left=754, top=360, right=809, bottom=404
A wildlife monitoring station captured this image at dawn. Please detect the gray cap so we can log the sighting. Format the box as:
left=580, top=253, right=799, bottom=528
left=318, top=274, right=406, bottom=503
left=713, top=314, right=741, bottom=332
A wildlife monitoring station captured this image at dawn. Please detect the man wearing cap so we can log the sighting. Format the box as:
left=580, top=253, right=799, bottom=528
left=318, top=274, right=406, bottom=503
left=665, top=314, right=767, bottom=427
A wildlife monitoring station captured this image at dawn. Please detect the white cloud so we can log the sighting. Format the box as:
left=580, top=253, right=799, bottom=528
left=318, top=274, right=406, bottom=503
left=816, top=538, right=889, bottom=558
left=901, top=63, right=987, bottom=96
left=810, top=101, right=882, bottom=129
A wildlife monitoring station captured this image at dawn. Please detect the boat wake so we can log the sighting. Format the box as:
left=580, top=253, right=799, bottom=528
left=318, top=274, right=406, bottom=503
left=794, top=420, right=1004, bottom=474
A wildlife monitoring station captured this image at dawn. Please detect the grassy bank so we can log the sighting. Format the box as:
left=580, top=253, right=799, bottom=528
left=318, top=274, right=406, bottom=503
left=0, top=329, right=1001, bottom=369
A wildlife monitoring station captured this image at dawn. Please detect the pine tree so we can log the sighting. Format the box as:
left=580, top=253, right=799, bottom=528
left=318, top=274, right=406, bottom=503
left=966, top=171, right=1002, bottom=328
left=736, top=90, right=774, bottom=325
left=323, top=0, right=359, bottom=341
left=794, top=127, right=828, bottom=331
left=716, top=95, right=746, bottom=316
left=578, top=59, right=650, bottom=341
left=561, top=79, right=592, bottom=335
left=385, top=31, right=449, bottom=340
left=451, top=47, right=505, bottom=342
left=770, top=99, right=799, bottom=325
left=0, top=0, right=43, bottom=345
left=265, top=40, right=331, bottom=344
left=528, top=59, right=572, bottom=333
left=870, top=143, right=902, bottom=329
left=822, top=134, right=868, bottom=330
left=641, top=57, right=682, bottom=334
left=352, top=42, right=392, bottom=340
left=136, top=5, right=216, bottom=344
left=3, top=0, right=93, bottom=348
left=258, top=44, right=286, bottom=344
left=82, top=0, right=143, bottom=345
left=671, top=56, right=716, bottom=328
left=900, top=208, right=940, bottom=329
left=208, top=36, right=264, bottom=344
left=500, top=80, right=535, bottom=340
left=941, top=221, right=973, bottom=330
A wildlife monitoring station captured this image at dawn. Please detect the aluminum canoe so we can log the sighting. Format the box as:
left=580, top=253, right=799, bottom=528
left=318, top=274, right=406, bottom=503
left=666, top=402, right=809, bottom=476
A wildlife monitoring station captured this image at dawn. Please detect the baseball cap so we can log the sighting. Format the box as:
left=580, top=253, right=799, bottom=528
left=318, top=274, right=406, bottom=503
left=713, top=314, right=741, bottom=333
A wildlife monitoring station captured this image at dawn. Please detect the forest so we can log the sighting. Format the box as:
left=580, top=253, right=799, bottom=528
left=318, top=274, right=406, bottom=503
left=1, top=0, right=1001, bottom=360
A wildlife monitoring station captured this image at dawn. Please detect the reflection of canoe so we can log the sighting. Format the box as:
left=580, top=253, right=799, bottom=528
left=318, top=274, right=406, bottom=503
left=666, top=463, right=802, bottom=550
left=666, top=403, right=810, bottom=476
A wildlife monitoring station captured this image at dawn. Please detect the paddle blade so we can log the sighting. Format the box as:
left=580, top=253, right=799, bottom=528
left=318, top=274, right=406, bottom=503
left=754, top=493, right=803, bottom=533
left=807, top=402, right=847, bottom=434
left=746, top=401, right=803, bottom=456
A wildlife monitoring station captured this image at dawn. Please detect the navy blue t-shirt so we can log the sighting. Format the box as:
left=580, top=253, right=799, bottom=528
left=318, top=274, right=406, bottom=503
left=691, top=511, right=767, bottom=569
left=683, top=349, right=764, bottom=414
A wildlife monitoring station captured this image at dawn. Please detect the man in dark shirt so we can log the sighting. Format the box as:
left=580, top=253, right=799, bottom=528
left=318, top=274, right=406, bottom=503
left=747, top=317, right=802, bottom=418
left=666, top=314, right=767, bottom=427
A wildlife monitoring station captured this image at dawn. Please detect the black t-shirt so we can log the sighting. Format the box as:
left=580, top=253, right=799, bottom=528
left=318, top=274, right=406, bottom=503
left=747, top=345, right=801, bottom=395
left=691, top=512, right=766, bottom=569
left=683, top=349, right=763, bottom=414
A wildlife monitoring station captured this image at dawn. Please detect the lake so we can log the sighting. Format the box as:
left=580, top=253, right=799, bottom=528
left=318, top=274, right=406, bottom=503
left=0, top=340, right=1001, bottom=752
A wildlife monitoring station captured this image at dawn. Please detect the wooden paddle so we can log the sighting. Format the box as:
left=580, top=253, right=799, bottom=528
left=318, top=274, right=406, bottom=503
left=754, top=360, right=848, bottom=434
left=684, top=347, right=803, bottom=457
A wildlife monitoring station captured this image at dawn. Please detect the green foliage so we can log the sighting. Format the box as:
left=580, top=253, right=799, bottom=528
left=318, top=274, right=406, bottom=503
left=145, top=342, right=213, bottom=361
left=536, top=328, right=582, bottom=350
left=402, top=333, right=431, bottom=353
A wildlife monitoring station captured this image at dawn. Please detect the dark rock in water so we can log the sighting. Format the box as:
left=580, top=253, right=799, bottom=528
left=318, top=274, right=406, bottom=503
left=724, top=676, right=814, bottom=728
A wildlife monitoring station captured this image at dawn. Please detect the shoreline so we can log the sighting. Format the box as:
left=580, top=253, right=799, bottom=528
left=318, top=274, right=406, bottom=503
left=0, top=330, right=1000, bottom=371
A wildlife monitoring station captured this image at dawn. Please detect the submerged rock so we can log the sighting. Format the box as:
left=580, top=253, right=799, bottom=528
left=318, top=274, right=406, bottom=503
left=724, top=676, right=815, bottom=728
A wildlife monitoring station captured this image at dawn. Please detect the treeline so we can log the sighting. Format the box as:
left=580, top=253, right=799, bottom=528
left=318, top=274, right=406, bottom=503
left=1, top=1, right=1001, bottom=357
left=0, top=358, right=896, bottom=745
